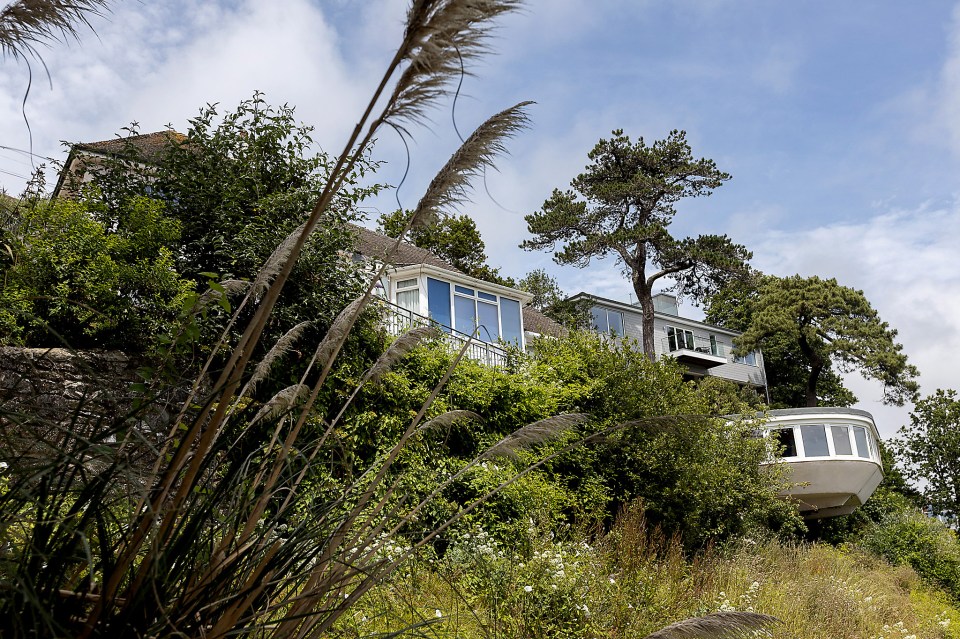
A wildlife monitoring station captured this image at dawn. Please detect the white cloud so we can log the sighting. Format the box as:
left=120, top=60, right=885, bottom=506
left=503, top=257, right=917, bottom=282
left=747, top=199, right=960, bottom=439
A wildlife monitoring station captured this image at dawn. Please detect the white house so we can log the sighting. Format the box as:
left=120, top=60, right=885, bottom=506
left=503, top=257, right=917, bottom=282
left=569, top=291, right=768, bottom=394
left=350, top=224, right=562, bottom=366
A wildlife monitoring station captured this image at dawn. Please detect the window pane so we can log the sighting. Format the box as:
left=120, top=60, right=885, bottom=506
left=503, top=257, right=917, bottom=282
left=683, top=330, right=695, bottom=350
left=831, top=425, right=853, bottom=455
left=454, top=295, right=476, bottom=335
left=591, top=307, right=608, bottom=333
left=454, top=285, right=474, bottom=296
left=501, top=298, right=522, bottom=345
left=427, top=278, right=451, bottom=333
left=608, top=311, right=624, bottom=336
left=667, top=327, right=678, bottom=351
left=853, top=427, right=870, bottom=459
left=773, top=429, right=797, bottom=457
left=478, top=291, right=497, bottom=301
left=396, top=289, right=419, bottom=314
left=800, top=424, right=829, bottom=457
left=710, top=335, right=718, bottom=356
left=396, top=278, right=417, bottom=289
left=477, top=301, right=499, bottom=342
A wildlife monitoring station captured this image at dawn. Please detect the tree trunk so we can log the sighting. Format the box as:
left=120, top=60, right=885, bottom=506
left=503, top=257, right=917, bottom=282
left=633, top=273, right=656, bottom=361
left=797, top=332, right=823, bottom=407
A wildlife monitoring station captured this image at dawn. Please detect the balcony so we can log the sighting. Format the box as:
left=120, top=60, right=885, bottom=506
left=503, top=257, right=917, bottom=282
left=377, top=299, right=509, bottom=368
left=660, top=334, right=728, bottom=368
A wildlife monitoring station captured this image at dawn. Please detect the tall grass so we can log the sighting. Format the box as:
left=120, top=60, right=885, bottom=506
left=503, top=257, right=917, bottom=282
left=348, top=507, right=960, bottom=639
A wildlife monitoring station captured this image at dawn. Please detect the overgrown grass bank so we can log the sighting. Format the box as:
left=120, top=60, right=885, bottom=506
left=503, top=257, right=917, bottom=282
left=343, top=509, right=960, bottom=639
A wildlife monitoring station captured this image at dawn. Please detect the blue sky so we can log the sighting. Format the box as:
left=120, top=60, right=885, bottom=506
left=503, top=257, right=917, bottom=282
left=2, top=0, right=959, bottom=437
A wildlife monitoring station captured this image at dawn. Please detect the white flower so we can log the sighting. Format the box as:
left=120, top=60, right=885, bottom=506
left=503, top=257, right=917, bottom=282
left=524, top=585, right=533, bottom=592
left=435, top=609, right=442, bottom=618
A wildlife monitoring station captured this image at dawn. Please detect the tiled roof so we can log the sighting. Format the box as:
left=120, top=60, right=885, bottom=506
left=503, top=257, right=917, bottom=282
left=522, top=306, right=567, bottom=338
left=348, top=223, right=460, bottom=272
left=74, top=130, right=186, bottom=162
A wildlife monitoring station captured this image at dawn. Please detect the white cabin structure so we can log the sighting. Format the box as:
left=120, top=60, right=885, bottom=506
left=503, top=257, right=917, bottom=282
left=761, top=407, right=883, bottom=519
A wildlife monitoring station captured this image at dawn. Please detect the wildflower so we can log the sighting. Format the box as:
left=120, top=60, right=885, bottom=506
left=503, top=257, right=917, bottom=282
left=524, top=585, right=533, bottom=593
left=435, top=609, right=442, bottom=618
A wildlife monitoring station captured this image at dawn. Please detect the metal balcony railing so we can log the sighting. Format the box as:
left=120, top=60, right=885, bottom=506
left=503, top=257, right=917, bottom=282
left=376, top=299, right=509, bottom=368
left=660, top=335, right=728, bottom=359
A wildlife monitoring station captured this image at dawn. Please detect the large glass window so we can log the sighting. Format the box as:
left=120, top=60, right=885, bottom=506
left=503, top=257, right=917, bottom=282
left=853, top=427, right=871, bottom=459
left=734, top=351, right=757, bottom=366
left=831, top=425, right=853, bottom=455
left=427, top=276, right=522, bottom=345
left=501, top=298, right=522, bottom=345
left=772, top=428, right=797, bottom=458
left=427, top=278, right=451, bottom=332
left=800, top=424, right=830, bottom=457
left=477, top=300, right=500, bottom=341
left=591, top=307, right=624, bottom=336
left=454, top=294, right=476, bottom=334
left=667, top=326, right=694, bottom=351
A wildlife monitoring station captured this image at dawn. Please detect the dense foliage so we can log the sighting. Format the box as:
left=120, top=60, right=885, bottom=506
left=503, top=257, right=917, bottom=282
left=337, top=331, right=802, bottom=550
left=893, top=389, right=960, bottom=520
left=0, top=196, right=194, bottom=351
left=732, top=274, right=918, bottom=407
left=705, top=276, right=857, bottom=408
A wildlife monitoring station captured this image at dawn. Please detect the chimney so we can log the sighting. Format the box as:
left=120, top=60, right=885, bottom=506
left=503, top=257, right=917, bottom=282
left=652, top=293, right=679, bottom=315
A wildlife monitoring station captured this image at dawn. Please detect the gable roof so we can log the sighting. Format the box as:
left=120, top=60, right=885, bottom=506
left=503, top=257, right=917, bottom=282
left=348, top=223, right=458, bottom=271
left=53, top=131, right=187, bottom=199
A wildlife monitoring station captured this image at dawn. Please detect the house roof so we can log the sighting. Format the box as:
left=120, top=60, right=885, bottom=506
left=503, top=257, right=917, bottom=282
left=73, top=130, right=187, bottom=162
left=53, top=131, right=187, bottom=198
left=348, top=223, right=458, bottom=271
left=348, top=223, right=566, bottom=338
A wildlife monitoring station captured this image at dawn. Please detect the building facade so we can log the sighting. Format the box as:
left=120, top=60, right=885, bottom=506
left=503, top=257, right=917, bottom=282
left=571, top=291, right=768, bottom=393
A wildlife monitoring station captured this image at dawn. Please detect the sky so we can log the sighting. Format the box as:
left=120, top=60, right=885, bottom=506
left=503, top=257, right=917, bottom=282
left=2, top=0, right=959, bottom=440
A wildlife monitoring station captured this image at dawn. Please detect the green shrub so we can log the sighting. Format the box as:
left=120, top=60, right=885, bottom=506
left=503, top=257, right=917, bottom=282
left=860, top=508, right=960, bottom=599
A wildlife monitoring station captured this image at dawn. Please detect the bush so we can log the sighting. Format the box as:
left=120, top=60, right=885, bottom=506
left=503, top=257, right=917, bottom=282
left=0, top=196, right=194, bottom=352
left=860, top=508, right=960, bottom=599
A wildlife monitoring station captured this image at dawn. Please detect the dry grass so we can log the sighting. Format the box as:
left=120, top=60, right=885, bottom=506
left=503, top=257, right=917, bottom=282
left=347, top=508, right=960, bottom=639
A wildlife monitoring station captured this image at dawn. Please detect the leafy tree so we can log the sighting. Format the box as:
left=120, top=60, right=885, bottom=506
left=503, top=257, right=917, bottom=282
left=522, top=129, right=751, bottom=358
left=71, top=95, right=381, bottom=367
left=0, top=196, right=194, bottom=352
left=892, top=389, right=960, bottom=520
left=517, top=268, right=562, bottom=311
left=705, top=276, right=856, bottom=408
left=518, top=268, right=591, bottom=329
left=734, top=274, right=918, bottom=407
left=377, top=208, right=513, bottom=285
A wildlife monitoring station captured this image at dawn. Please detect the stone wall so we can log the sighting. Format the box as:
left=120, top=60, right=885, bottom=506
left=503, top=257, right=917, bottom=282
left=0, top=347, right=168, bottom=470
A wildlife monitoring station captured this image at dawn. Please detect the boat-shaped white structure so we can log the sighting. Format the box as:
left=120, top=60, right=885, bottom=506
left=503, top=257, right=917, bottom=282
left=759, top=407, right=884, bottom=519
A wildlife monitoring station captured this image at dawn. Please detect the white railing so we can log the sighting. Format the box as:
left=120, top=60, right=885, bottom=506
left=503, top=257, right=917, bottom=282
left=377, top=299, right=509, bottom=368
left=660, top=335, right=727, bottom=358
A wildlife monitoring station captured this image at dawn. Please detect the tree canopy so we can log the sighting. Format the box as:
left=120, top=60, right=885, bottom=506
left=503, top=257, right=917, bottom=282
left=522, top=129, right=750, bottom=358
left=517, top=268, right=590, bottom=329
left=377, top=209, right=513, bottom=286
left=705, top=276, right=857, bottom=409
left=733, top=274, right=918, bottom=407
left=892, top=389, right=960, bottom=520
